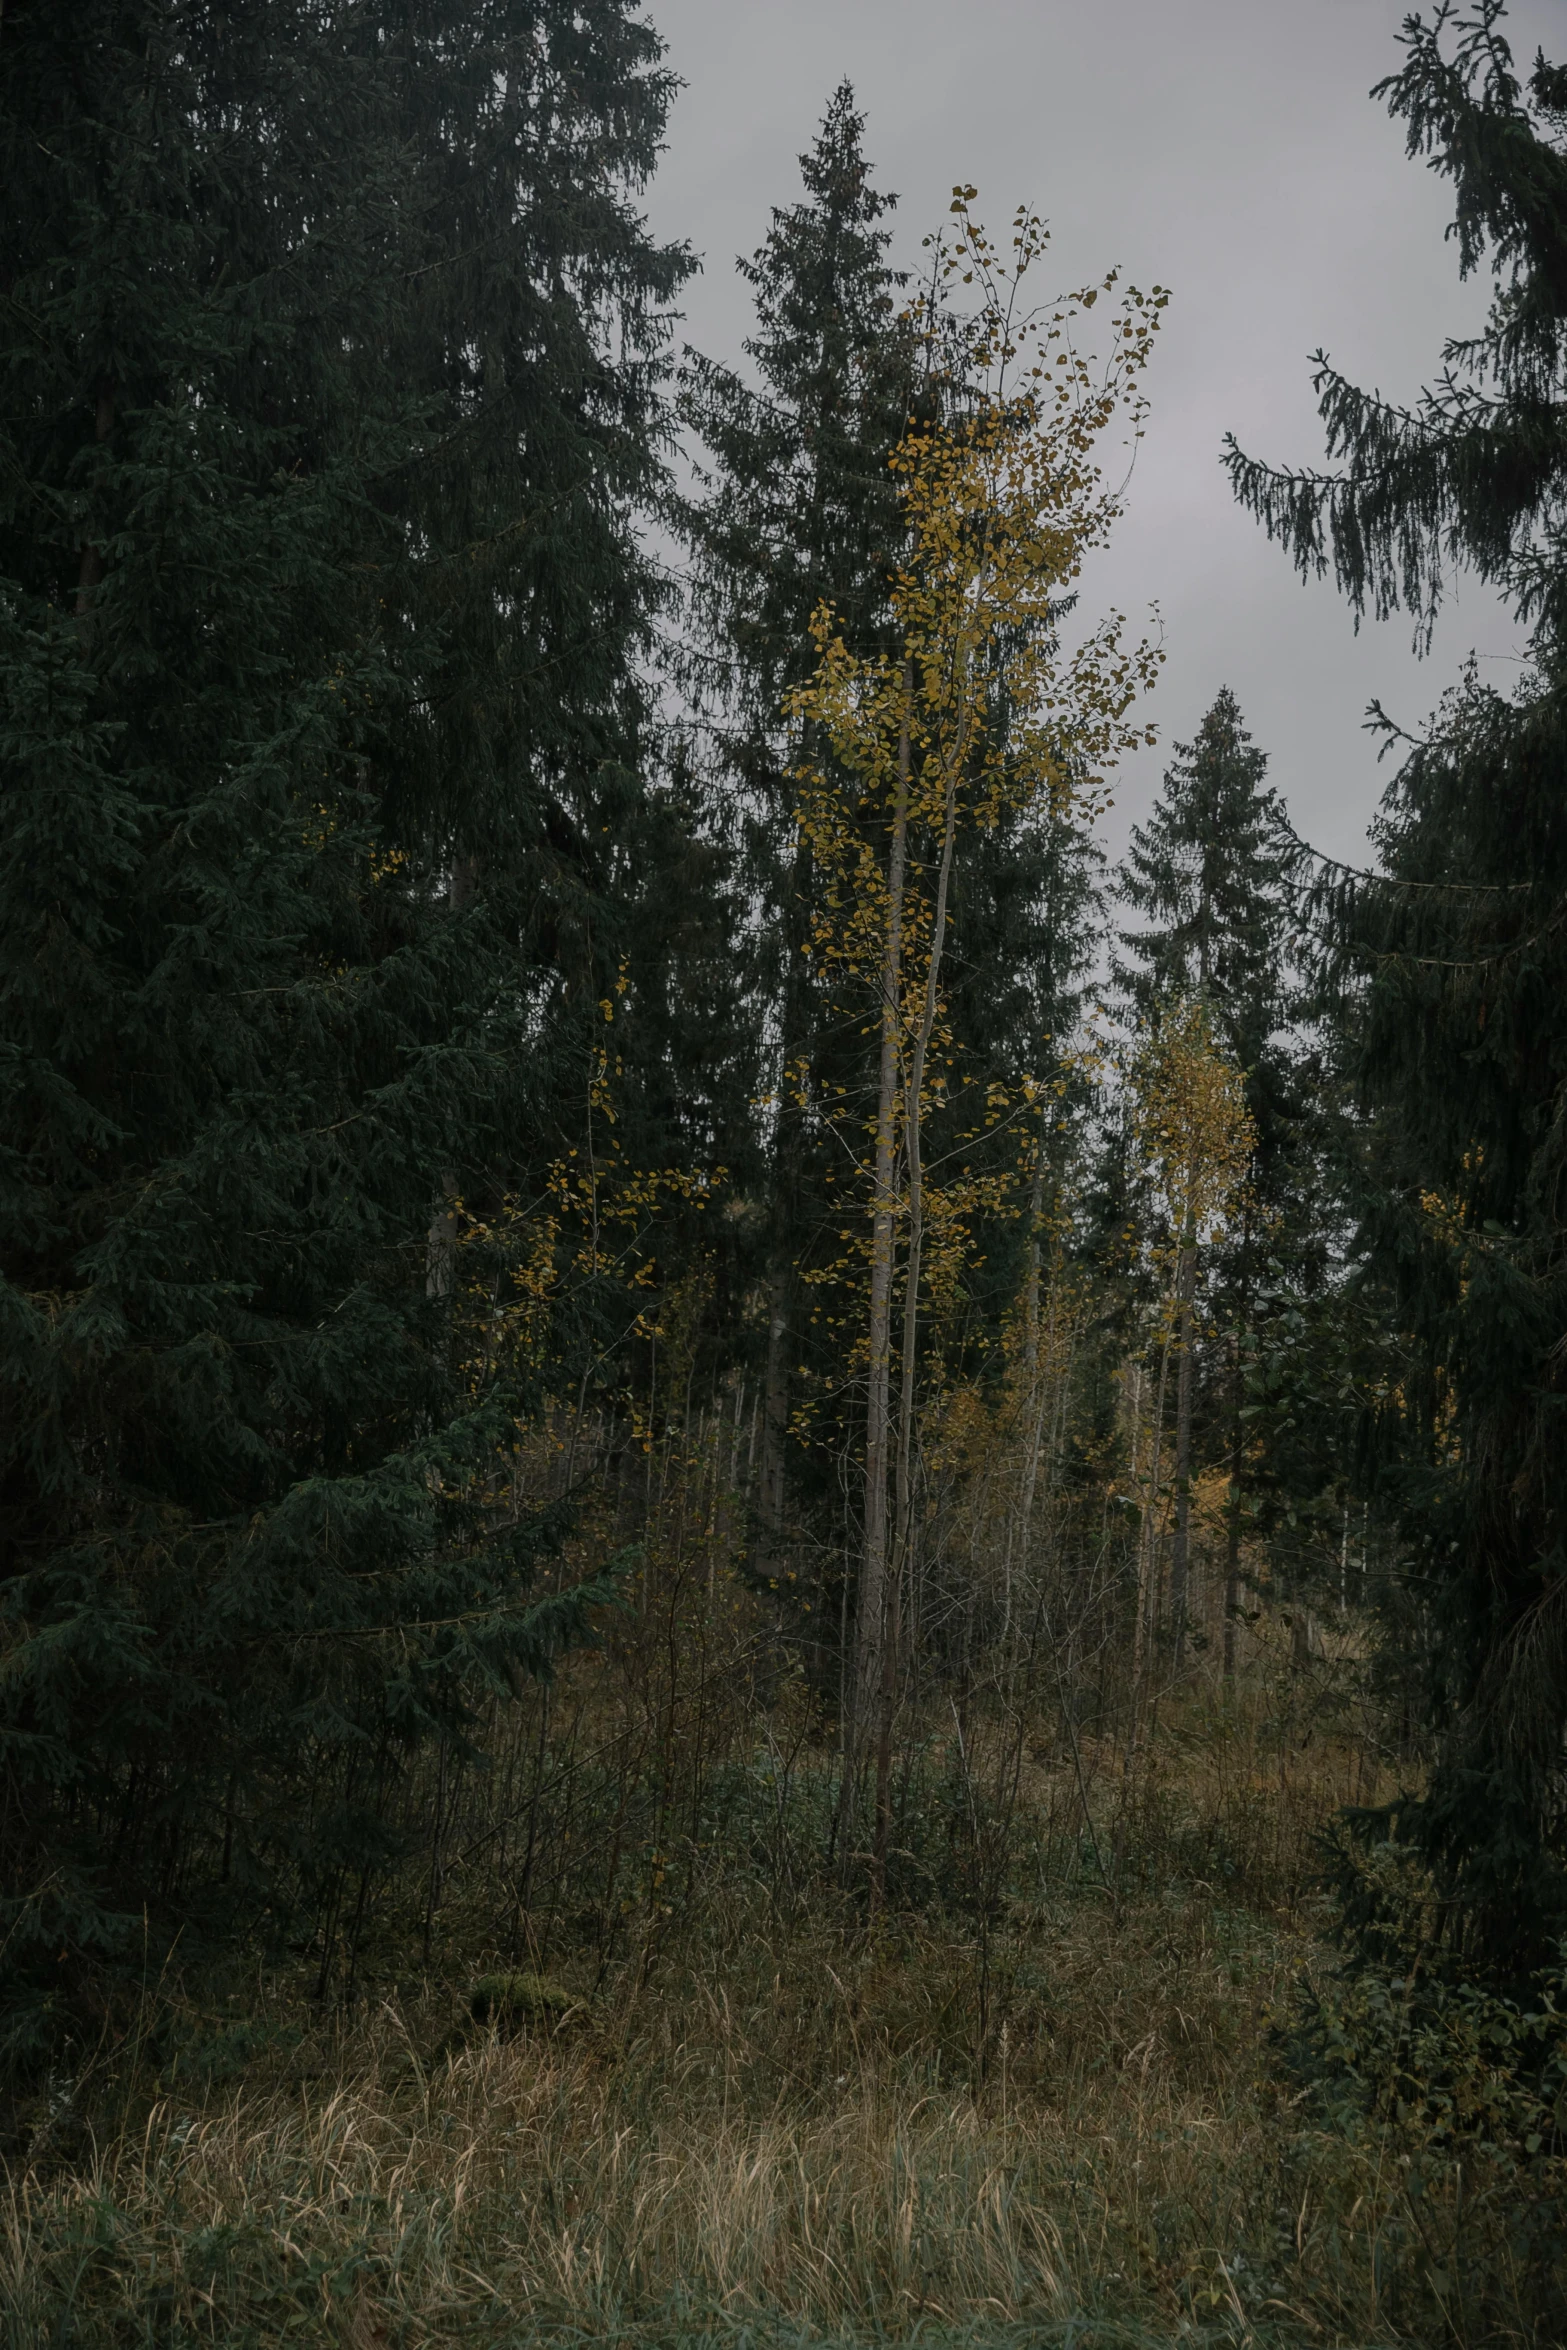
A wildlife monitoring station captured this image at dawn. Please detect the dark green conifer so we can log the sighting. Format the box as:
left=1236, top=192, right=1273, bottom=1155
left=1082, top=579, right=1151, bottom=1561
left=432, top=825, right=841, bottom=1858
left=1114, top=688, right=1296, bottom=1074
left=678, top=84, right=917, bottom=1538
left=1226, top=1, right=1567, bottom=1975
left=0, top=0, right=687, bottom=2054
left=939, top=773, right=1106, bottom=1368
left=1114, top=690, right=1304, bottom=1669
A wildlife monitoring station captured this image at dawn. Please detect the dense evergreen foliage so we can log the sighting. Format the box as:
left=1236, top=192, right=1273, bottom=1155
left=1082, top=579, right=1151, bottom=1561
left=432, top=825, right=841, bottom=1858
left=4, top=10, right=1566, bottom=2230
left=0, top=0, right=688, bottom=2053
left=678, top=85, right=917, bottom=1538
left=1110, top=690, right=1313, bottom=1672
left=1227, top=0, right=1567, bottom=1977
left=1115, top=688, right=1297, bottom=1075
left=678, top=95, right=1110, bottom=1568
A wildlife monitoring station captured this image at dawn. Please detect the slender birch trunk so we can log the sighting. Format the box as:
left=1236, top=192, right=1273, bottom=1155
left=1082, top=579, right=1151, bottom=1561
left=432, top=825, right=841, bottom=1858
left=1168, top=1226, right=1197, bottom=1671
left=1223, top=1329, right=1244, bottom=1685
left=758, top=830, right=813, bottom=1544
left=1018, top=1146, right=1049, bottom=1538
left=1222, top=1226, right=1251, bottom=1686
left=1124, top=1353, right=1145, bottom=1651
left=876, top=737, right=960, bottom=1881
left=1132, top=1313, right=1174, bottom=1737
left=854, top=670, right=911, bottom=1842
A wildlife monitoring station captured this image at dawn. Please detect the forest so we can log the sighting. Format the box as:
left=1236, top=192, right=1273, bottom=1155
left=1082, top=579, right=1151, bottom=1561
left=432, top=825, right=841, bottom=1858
left=3, top=2, right=1567, bottom=2344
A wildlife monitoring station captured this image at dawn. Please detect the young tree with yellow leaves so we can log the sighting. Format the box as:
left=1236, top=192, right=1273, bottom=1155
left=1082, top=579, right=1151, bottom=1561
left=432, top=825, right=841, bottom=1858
left=789, top=193, right=1166, bottom=1879
left=1126, top=998, right=1254, bottom=1706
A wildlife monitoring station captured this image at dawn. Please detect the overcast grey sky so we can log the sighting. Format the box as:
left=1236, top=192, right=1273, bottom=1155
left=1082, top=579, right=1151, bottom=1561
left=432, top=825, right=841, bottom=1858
left=644, top=0, right=1559, bottom=866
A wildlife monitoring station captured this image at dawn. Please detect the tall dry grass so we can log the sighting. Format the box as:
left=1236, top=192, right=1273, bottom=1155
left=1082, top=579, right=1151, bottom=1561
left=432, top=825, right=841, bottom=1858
left=7, top=1689, right=1559, bottom=2349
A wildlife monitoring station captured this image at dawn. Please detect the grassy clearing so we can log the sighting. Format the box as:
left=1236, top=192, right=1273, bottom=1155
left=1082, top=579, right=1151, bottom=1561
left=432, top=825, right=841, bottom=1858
left=4, top=1690, right=1562, bottom=2347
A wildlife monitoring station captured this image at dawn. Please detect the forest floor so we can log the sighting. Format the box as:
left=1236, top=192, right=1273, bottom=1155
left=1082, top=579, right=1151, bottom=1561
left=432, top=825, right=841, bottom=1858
left=2, top=1674, right=1552, bottom=2348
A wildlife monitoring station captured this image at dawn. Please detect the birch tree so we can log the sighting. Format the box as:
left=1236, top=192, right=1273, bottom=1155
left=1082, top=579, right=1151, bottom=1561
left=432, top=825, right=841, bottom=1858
left=789, top=196, right=1166, bottom=1881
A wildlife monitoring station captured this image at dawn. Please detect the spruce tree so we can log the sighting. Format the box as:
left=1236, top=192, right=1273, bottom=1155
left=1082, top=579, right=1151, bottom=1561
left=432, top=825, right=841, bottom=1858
left=938, top=736, right=1107, bottom=1366
left=1114, top=690, right=1302, bottom=1668
left=0, top=0, right=687, bottom=2055
left=679, top=84, right=916, bottom=1538
left=1225, top=1, right=1567, bottom=1975
left=1114, top=688, right=1296, bottom=1075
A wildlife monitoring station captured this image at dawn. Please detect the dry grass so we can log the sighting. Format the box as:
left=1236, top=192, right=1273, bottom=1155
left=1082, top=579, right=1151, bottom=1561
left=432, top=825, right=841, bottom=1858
left=3, top=1693, right=1558, bottom=2348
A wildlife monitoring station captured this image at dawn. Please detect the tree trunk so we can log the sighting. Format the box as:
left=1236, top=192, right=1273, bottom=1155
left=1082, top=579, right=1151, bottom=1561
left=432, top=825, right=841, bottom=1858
left=854, top=674, right=911, bottom=1853
left=1222, top=1237, right=1251, bottom=1687
left=1223, top=1331, right=1244, bottom=1686
left=758, top=1264, right=791, bottom=1537
left=877, top=729, right=959, bottom=1882
left=757, top=828, right=814, bottom=1544
left=1018, top=1144, right=1050, bottom=1539
left=1168, top=1229, right=1197, bottom=1671
left=1132, top=1316, right=1174, bottom=1732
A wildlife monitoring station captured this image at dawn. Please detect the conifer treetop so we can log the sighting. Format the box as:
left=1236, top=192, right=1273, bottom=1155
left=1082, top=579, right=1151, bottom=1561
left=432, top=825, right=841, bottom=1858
left=1223, top=1, right=1567, bottom=648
